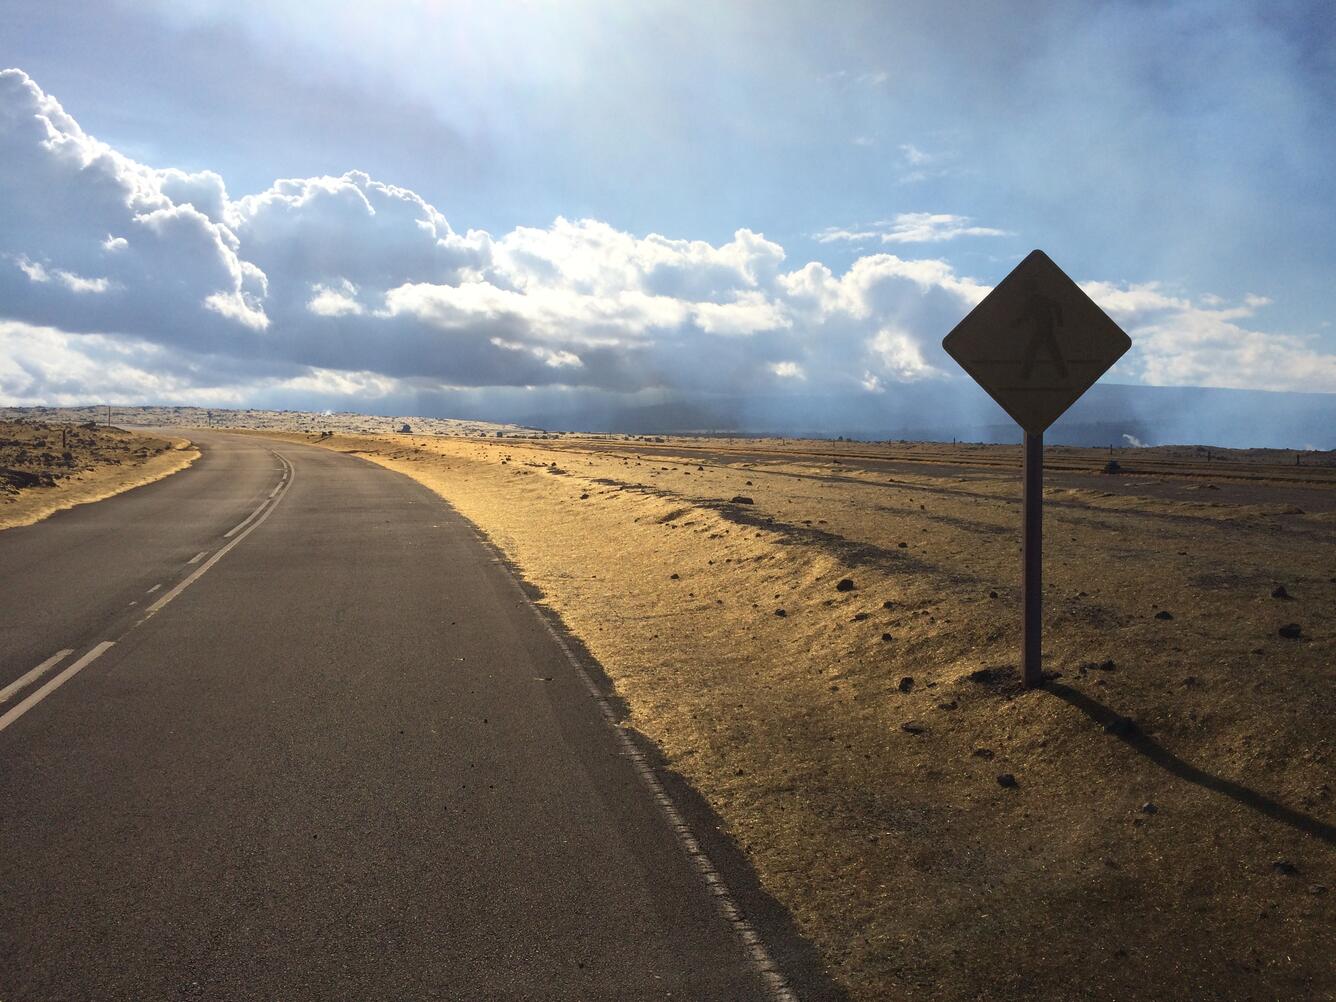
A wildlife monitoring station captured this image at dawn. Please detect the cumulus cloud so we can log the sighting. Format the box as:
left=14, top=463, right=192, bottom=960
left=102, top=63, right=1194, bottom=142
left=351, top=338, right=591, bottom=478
left=0, top=66, right=1332, bottom=427
left=1084, top=282, right=1336, bottom=394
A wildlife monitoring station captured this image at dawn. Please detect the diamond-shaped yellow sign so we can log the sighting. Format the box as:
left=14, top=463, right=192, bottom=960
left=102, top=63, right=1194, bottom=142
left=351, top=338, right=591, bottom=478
left=942, top=250, right=1131, bottom=434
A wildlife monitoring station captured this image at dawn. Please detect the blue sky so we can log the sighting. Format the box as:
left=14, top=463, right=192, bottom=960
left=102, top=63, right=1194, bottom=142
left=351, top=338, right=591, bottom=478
left=2, top=0, right=1334, bottom=431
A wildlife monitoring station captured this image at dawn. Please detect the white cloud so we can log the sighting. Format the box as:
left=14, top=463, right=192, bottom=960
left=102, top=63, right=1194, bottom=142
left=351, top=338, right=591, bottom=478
left=15, top=255, right=49, bottom=283
left=692, top=292, right=789, bottom=336
left=869, top=327, right=945, bottom=381
left=13, top=254, right=110, bottom=293
left=1, top=65, right=1332, bottom=419
left=1084, top=281, right=1336, bottom=392
left=308, top=280, right=364, bottom=317
left=0, top=68, right=270, bottom=341
left=881, top=213, right=1009, bottom=243
left=816, top=213, right=1009, bottom=245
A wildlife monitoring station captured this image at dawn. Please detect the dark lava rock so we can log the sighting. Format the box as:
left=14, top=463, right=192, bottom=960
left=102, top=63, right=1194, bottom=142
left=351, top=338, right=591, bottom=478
left=1271, top=584, right=1292, bottom=599
left=882, top=600, right=894, bottom=609
left=579, top=493, right=589, bottom=499
left=745, top=480, right=753, bottom=486
left=729, top=495, right=755, bottom=505
left=669, top=573, right=680, bottom=579
left=852, top=612, right=869, bottom=622
left=1272, top=860, right=1299, bottom=876
left=972, top=748, right=995, bottom=760
left=1081, top=659, right=1117, bottom=674
left=897, top=541, right=909, bottom=548
left=774, top=608, right=787, bottom=617
left=881, top=633, right=893, bottom=642
left=1310, top=884, right=1328, bottom=896
left=835, top=578, right=856, bottom=592
left=1278, top=623, right=1303, bottom=639
left=1140, top=802, right=1158, bottom=815
left=937, top=700, right=957, bottom=710
left=996, top=773, right=1018, bottom=788
left=1, top=467, right=57, bottom=489
left=989, top=590, right=998, bottom=599
left=1154, top=610, right=1174, bottom=620
left=897, top=676, right=915, bottom=693
left=900, top=721, right=925, bottom=734
left=1103, top=715, right=1139, bottom=737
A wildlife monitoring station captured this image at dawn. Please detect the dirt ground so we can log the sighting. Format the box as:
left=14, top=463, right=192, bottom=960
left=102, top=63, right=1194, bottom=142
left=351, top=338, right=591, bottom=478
left=0, top=420, right=197, bottom=530
left=265, top=429, right=1334, bottom=1000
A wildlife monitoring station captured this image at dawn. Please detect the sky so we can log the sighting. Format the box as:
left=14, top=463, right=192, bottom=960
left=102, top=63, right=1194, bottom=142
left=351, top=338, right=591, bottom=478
left=2, top=0, right=1335, bottom=439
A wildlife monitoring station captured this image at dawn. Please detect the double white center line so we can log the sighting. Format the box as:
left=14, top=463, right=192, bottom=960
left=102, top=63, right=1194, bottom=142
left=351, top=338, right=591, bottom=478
left=0, top=644, right=115, bottom=733
left=0, top=452, right=294, bottom=736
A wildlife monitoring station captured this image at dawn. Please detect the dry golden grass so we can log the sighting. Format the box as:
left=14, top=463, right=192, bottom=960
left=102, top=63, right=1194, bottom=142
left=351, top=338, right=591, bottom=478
left=263, top=429, right=1334, bottom=1001
left=0, top=420, right=197, bottom=530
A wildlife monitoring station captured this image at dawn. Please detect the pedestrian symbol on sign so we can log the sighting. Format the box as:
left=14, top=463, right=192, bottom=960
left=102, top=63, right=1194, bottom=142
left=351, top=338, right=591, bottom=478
left=1016, top=278, right=1068, bottom=383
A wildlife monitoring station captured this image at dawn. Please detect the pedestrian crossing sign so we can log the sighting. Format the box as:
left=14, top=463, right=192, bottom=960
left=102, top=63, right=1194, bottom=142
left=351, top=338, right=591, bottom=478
left=942, top=249, right=1132, bottom=434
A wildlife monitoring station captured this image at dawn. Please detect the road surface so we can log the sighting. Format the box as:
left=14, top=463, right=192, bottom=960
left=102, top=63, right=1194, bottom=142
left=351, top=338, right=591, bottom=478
left=0, top=432, right=798, bottom=1000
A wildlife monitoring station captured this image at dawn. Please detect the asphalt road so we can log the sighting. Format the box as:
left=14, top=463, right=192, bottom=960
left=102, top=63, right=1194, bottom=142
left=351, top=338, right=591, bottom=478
left=0, top=432, right=790, bottom=1000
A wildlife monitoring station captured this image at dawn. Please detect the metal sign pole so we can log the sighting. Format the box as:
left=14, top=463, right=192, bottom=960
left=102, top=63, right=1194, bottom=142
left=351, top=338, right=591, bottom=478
left=1022, top=430, right=1043, bottom=688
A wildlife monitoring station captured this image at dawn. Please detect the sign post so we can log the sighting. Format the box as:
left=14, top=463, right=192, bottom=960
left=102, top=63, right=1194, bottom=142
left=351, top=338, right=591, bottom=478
left=943, top=250, right=1131, bottom=688
left=1022, top=430, right=1043, bottom=687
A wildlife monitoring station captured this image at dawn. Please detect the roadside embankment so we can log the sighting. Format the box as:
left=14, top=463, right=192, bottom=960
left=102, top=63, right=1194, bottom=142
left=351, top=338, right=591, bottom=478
left=0, top=421, right=198, bottom=531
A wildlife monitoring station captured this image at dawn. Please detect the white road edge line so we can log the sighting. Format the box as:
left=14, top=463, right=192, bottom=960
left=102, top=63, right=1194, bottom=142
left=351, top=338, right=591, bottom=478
left=0, top=643, right=115, bottom=733
left=145, top=454, right=292, bottom=620
left=471, top=525, right=798, bottom=1001
left=187, top=551, right=208, bottom=565
left=0, top=649, right=74, bottom=706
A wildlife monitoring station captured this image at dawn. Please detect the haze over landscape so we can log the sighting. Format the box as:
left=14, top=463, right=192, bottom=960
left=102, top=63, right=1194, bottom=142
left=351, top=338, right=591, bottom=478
left=3, top=1, right=1335, bottom=444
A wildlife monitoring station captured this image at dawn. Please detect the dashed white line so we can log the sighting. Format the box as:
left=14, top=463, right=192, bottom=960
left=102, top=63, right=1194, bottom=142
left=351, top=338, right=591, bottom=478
left=144, top=455, right=292, bottom=619
left=1, top=451, right=294, bottom=735
left=0, top=649, right=74, bottom=706
left=187, top=551, right=208, bottom=565
left=0, top=642, right=115, bottom=734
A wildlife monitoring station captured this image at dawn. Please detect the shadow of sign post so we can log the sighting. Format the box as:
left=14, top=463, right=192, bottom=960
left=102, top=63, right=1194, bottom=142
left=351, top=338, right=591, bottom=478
left=942, top=250, right=1131, bottom=688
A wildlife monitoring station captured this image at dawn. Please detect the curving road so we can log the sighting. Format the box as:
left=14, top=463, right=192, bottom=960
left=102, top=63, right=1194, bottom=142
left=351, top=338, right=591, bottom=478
left=0, top=432, right=794, bottom=1000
